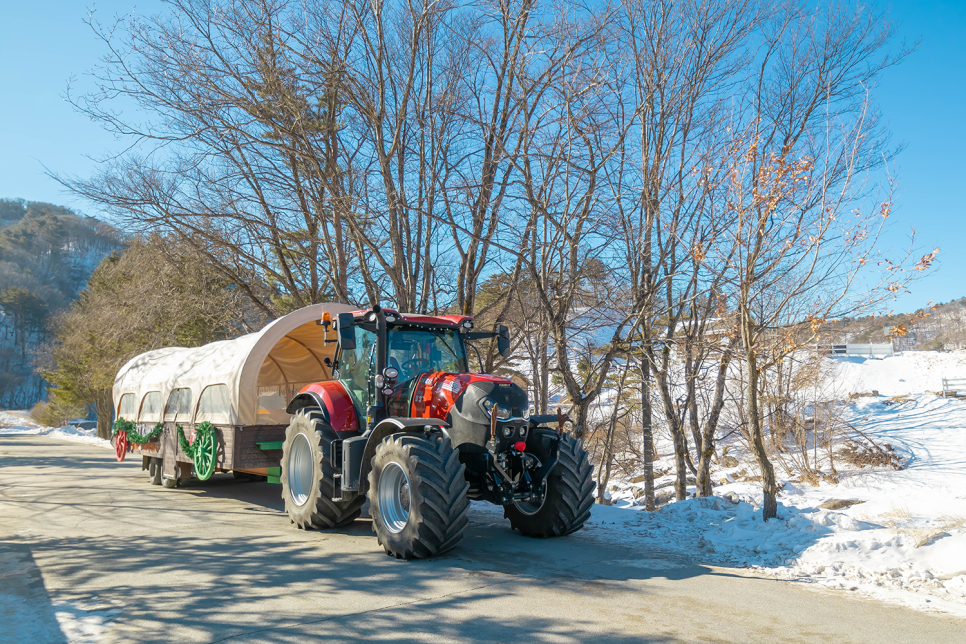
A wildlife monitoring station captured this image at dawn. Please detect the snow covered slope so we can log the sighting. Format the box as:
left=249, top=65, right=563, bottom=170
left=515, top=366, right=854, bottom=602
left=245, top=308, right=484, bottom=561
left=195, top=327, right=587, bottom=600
left=602, top=351, right=966, bottom=617
left=832, top=351, right=966, bottom=396
left=0, top=411, right=110, bottom=448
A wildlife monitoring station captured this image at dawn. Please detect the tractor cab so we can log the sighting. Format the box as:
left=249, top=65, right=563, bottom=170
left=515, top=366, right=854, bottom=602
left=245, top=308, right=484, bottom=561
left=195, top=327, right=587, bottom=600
left=328, top=306, right=510, bottom=431
left=333, top=311, right=472, bottom=423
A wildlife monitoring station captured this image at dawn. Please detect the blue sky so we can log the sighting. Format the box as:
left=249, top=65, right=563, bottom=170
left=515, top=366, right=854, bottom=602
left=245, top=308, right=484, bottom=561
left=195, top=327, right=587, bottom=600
left=0, top=0, right=963, bottom=314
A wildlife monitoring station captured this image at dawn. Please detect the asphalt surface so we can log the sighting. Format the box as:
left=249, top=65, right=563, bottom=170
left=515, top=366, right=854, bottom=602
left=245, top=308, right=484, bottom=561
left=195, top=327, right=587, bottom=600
left=1, top=435, right=964, bottom=644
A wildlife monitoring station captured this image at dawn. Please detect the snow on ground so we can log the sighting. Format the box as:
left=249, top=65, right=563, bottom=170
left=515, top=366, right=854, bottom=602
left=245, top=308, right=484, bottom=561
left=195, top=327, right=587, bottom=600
left=0, top=411, right=110, bottom=449
left=601, top=351, right=966, bottom=617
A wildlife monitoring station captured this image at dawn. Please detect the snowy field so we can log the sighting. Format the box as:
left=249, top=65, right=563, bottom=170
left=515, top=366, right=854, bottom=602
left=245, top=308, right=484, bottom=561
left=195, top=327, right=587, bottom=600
left=603, top=350, right=966, bottom=617
left=0, top=411, right=110, bottom=448
left=3, top=351, right=966, bottom=618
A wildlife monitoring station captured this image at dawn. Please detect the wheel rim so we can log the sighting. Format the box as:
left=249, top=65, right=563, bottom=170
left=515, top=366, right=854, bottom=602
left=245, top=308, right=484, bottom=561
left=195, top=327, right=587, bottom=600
left=379, top=462, right=412, bottom=533
left=288, top=433, right=315, bottom=507
left=193, top=428, right=216, bottom=481
left=114, top=431, right=128, bottom=462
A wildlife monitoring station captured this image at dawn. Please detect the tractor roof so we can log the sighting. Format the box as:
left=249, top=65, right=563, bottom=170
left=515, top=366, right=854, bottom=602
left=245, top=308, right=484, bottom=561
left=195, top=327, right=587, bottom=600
left=351, top=308, right=473, bottom=328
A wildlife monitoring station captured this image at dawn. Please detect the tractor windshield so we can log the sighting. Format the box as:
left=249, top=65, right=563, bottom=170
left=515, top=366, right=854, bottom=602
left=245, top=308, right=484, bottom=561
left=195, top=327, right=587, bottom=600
left=387, top=326, right=467, bottom=380
left=335, top=323, right=468, bottom=417
left=385, top=326, right=467, bottom=416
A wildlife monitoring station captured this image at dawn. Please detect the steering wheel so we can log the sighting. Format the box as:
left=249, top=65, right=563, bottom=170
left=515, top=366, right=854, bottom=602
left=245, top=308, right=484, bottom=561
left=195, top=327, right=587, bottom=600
left=402, top=358, right=430, bottom=372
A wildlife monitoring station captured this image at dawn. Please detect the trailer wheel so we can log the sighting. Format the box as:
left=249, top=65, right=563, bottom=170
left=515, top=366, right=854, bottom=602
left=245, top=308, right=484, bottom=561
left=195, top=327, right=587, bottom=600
left=148, top=457, right=162, bottom=485
left=281, top=410, right=364, bottom=529
left=504, top=432, right=594, bottom=538
left=368, top=433, right=469, bottom=560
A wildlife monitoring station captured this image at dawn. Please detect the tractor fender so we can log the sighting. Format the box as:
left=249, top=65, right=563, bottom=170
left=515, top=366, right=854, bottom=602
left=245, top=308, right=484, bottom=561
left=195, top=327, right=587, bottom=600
left=286, top=392, right=328, bottom=419
left=343, top=418, right=449, bottom=493
left=286, top=381, right=360, bottom=433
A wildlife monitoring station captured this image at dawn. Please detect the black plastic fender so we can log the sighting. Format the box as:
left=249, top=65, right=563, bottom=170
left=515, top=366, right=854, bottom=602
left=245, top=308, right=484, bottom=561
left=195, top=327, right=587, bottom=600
left=285, top=393, right=328, bottom=419
left=341, top=418, right=449, bottom=493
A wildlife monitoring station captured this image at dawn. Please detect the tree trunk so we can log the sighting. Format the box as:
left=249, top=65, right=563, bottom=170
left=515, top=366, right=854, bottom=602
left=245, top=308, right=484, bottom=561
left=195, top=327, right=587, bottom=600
left=745, top=348, right=778, bottom=519
left=696, top=347, right=733, bottom=497
left=640, top=367, right=655, bottom=510
left=95, top=398, right=113, bottom=440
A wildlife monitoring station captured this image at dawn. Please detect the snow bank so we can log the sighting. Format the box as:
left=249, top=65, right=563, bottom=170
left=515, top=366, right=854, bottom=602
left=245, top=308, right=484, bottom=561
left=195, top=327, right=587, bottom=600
left=0, top=411, right=111, bottom=449
left=598, top=350, right=966, bottom=617
left=585, top=496, right=966, bottom=617
left=831, top=350, right=966, bottom=396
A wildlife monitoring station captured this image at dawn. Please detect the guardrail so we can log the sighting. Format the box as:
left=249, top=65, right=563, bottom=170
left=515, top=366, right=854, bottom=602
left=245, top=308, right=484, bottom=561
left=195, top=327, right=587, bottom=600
left=942, top=378, right=966, bottom=398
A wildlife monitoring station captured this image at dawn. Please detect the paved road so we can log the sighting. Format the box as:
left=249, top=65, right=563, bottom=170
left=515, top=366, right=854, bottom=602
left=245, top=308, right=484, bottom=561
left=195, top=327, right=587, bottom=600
left=1, top=435, right=964, bottom=644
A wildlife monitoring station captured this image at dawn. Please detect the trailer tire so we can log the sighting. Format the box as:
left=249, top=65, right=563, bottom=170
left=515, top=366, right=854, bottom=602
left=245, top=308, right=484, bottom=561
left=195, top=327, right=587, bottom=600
left=368, top=432, right=469, bottom=560
left=504, top=432, right=594, bottom=537
left=148, top=457, right=162, bottom=485
left=281, top=410, right=364, bottom=530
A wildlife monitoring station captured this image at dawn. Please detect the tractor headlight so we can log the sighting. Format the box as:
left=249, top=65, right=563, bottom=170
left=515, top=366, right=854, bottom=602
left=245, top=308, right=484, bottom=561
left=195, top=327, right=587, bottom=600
left=502, top=425, right=514, bottom=437
left=480, top=398, right=511, bottom=420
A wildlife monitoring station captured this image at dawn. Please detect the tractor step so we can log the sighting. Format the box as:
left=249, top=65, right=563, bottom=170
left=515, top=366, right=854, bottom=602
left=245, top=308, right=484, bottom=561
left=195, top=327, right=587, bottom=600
left=256, top=441, right=284, bottom=451
left=331, top=473, right=343, bottom=501
left=267, top=466, right=281, bottom=484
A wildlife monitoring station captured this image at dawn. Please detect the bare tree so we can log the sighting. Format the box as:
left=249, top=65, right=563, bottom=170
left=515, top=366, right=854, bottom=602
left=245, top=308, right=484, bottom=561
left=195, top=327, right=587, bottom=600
left=718, top=0, right=926, bottom=517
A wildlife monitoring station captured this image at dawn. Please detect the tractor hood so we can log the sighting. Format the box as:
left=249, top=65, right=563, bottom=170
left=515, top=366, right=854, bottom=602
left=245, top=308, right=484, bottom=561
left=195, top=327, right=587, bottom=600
left=411, top=372, right=529, bottom=450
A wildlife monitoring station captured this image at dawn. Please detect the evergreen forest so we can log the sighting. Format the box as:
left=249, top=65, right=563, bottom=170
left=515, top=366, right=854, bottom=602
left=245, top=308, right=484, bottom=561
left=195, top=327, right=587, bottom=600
left=0, top=198, right=119, bottom=409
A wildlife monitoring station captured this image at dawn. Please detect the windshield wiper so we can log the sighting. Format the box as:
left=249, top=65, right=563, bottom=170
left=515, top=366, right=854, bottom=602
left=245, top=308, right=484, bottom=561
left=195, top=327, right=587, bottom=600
left=426, top=328, right=460, bottom=361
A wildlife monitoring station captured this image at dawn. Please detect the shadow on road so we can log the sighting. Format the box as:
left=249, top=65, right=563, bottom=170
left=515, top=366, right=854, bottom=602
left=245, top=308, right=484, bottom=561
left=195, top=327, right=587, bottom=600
left=0, top=435, right=773, bottom=643
left=0, top=541, right=67, bottom=643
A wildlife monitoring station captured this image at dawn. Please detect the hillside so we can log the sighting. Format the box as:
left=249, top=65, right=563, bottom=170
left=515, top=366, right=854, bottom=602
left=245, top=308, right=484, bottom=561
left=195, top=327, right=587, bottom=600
left=825, top=299, right=966, bottom=351
left=0, top=198, right=120, bottom=409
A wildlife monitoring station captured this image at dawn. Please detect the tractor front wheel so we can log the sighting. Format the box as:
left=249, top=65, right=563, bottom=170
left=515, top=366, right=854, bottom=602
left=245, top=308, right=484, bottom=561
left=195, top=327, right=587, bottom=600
left=504, top=431, right=594, bottom=537
left=368, top=432, right=469, bottom=560
left=281, top=409, right=365, bottom=529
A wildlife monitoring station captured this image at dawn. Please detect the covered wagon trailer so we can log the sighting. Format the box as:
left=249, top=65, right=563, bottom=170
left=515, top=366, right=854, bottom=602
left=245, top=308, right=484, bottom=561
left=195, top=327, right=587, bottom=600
left=112, top=302, right=356, bottom=487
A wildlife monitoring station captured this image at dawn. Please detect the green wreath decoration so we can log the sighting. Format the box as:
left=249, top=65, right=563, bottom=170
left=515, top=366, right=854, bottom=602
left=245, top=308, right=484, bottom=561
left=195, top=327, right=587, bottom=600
left=177, top=421, right=217, bottom=481
left=112, top=418, right=164, bottom=444
left=111, top=418, right=217, bottom=481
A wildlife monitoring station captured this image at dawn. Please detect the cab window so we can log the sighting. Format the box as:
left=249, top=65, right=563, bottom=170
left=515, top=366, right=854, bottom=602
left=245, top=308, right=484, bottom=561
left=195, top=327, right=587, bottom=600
left=336, top=326, right=376, bottom=411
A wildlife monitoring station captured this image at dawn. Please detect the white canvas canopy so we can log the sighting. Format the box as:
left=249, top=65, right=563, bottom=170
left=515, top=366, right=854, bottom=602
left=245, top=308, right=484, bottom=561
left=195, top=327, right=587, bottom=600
left=113, top=302, right=357, bottom=427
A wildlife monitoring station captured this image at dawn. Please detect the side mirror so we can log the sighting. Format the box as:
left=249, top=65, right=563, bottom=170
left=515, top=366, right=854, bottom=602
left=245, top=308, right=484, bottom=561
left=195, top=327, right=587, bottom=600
left=337, top=313, right=356, bottom=350
left=497, top=324, right=511, bottom=358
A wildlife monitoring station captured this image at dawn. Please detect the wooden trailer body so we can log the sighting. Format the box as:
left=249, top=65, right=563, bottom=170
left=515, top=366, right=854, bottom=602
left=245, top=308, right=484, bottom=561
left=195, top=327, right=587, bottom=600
left=111, top=303, right=357, bottom=483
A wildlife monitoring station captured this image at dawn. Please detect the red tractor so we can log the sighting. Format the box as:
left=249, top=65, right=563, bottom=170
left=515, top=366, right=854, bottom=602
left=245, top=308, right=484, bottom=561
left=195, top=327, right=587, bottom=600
left=280, top=305, right=595, bottom=559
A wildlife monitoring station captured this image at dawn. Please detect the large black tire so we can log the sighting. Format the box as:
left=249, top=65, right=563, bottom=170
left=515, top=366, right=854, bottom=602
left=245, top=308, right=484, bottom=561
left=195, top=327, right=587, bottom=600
left=368, top=433, right=469, bottom=560
left=504, top=431, right=594, bottom=537
left=281, top=409, right=365, bottom=530
left=148, top=457, right=162, bottom=486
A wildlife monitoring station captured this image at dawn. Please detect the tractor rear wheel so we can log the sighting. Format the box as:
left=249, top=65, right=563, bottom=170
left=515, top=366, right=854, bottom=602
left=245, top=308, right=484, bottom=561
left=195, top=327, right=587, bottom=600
left=504, top=431, right=594, bottom=537
left=368, top=432, right=469, bottom=560
left=281, top=409, right=364, bottom=530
